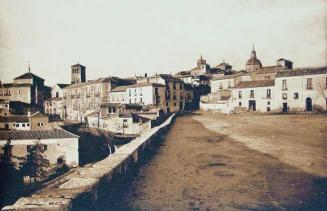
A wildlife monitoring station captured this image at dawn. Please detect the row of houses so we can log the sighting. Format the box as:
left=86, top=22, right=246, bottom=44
left=201, top=47, right=327, bottom=113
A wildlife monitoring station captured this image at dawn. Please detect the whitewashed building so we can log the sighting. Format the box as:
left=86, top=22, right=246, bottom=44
left=231, top=80, right=276, bottom=112
left=275, top=67, right=327, bottom=112
left=109, top=83, right=166, bottom=110
left=0, top=129, right=79, bottom=167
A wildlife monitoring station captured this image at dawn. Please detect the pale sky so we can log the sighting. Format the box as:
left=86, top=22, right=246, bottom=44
left=0, top=0, right=326, bottom=86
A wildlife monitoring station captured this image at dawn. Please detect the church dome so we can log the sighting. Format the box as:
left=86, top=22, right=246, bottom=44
left=246, top=57, right=262, bottom=66
left=246, top=46, right=262, bottom=68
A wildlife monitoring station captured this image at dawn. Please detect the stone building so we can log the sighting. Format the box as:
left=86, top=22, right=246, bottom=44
left=63, top=77, right=133, bottom=121
left=71, top=64, right=86, bottom=84
left=0, top=72, right=50, bottom=108
left=109, top=83, right=166, bottom=111
left=275, top=67, right=327, bottom=112
left=136, top=74, right=186, bottom=113
left=0, top=111, right=49, bottom=131
left=0, top=129, right=79, bottom=167
left=44, top=84, right=69, bottom=119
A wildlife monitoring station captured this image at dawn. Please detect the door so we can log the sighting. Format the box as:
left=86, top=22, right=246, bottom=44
left=283, top=103, right=288, bottom=112
left=4, top=123, right=9, bottom=130
left=249, top=100, right=256, bottom=111
left=306, top=97, right=312, bottom=111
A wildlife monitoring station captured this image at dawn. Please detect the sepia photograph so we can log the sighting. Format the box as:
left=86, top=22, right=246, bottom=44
left=0, top=0, right=326, bottom=210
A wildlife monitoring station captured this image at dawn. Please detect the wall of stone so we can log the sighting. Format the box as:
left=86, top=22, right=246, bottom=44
left=2, top=114, right=176, bottom=211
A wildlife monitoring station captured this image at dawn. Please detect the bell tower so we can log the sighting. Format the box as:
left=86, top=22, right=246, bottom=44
left=71, top=63, right=86, bottom=84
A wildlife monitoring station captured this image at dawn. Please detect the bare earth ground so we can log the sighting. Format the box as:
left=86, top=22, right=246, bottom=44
left=106, top=112, right=327, bottom=210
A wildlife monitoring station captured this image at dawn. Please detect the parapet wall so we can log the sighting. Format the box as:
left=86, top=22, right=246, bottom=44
left=2, top=114, right=176, bottom=211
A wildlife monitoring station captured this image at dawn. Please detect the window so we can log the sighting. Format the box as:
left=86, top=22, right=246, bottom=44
left=19, top=90, right=22, bottom=94
left=219, top=83, right=223, bottom=89
left=22, top=124, right=25, bottom=127
left=250, top=90, right=254, bottom=98
left=129, top=90, right=131, bottom=97
left=306, top=78, right=313, bottom=89
left=228, top=81, right=231, bottom=88
left=282, top=93, right=287, bottom=100
left=294, top=92, right=299, bottom=99
left=265, top=76, right=271, bottom=80
left=166, top=102, right=169, bottom=106
left=267, top=107, right=271, bottom=112
left=267, top=89, right=271, bottom=98
left=238, top=91, right=242, bottom=99
left=174, top=102, right=177, bottom=106
left=140, top=97, right=143, bottom=103
left=15, top=124, right=19, bottom=127
left=282, top=80, right=287, bottom=90
left=239, top=102, right=242, bottom=106
left=140, top=89, right=142, bottom=96
left=38, top=122, right=44, bottom=127
left=267, top=101, right=270, bottom=105
left=173, top=82, right=176, bottom=90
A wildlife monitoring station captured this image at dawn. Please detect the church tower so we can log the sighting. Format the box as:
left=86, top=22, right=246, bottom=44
left=71, top=63, right=86, bottom=84
left=245, top=45, right=262, bottom=72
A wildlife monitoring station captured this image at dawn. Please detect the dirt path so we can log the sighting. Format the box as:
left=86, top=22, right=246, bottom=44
left=106, top=113, right=327, bottom=210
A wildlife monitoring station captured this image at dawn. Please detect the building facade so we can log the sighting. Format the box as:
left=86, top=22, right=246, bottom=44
left=0, top=72, right=50, bottom=108
left=231, top=80, right=276, bottom=112
left=63, top=77, right=133, bottom=121
left=275, top=67, right=327, bottom=112
left=0, top=129, right=79, bottom=167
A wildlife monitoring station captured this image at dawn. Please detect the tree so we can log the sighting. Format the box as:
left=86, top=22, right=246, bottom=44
left=21, top=142, right=50, bottom=182
left=316, top=79, right=327, bottom=111
left=0, top=140, right=23, bottom=207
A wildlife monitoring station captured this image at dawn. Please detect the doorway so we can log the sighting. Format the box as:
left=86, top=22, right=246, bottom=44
left=306, top=97, right=312, bottom=111
left=249, top=100, right=256, bottom=111
left=282, top=103, right=288, bottom=112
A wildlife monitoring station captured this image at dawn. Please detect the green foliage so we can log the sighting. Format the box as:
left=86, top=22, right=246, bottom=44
left=21, top=142, right=50, bottom=181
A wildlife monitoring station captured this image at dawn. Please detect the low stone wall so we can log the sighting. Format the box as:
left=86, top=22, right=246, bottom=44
left=2, top=114, right=176, bottom=211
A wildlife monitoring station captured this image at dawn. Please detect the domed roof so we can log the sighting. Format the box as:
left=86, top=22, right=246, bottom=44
left=246, top=57, right=262, bottom=66
left=246, top=46, right=262, bottom=67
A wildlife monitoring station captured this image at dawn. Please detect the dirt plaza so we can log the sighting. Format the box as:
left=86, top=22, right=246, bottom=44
left=105, top=112, right=327, bottom=210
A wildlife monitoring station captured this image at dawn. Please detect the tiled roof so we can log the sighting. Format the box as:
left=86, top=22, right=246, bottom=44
left=257, top=65, right=283, bottom=74
left=110, top=82, right=164, bottom=92
left=234, top=80, right=275, bottom=89
left=0, top=115, right=29, bottom=123
left=57, top=84, right=70, bottom=89
left=71, top=64, right=85, bottom=68
left=64, top=77, right=134, bottom=89
left=14, top=72, right=44, bottom=81
left=275, top=66, right=327, bottom=78
left=0, top=129, right=78, bottom=140
left=0, top=83, right=32, bottom=88
left=211, top=73, right=242, bottom=81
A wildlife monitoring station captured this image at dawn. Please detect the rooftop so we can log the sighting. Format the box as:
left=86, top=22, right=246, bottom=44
left=0, top=129, right=78, bottom=140
left=234, top=80, right=275, bottom=89
left=110, top=82, right=165, bottom=92
left=64, top=77, right=133, bottom=89
left=276, top=66, right=327, bottom=78
left=14, top=72, right=44, bottom=81
left=0, top=115, right=29, bottom=123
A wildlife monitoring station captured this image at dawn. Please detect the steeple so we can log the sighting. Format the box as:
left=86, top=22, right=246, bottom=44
left=28, top=61, right=31, bottom=73
left=251, top=44, right=257, bottom=59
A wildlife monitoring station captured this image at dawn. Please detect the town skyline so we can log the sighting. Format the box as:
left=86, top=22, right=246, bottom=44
left=0, top=0, right=326, bottom=86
